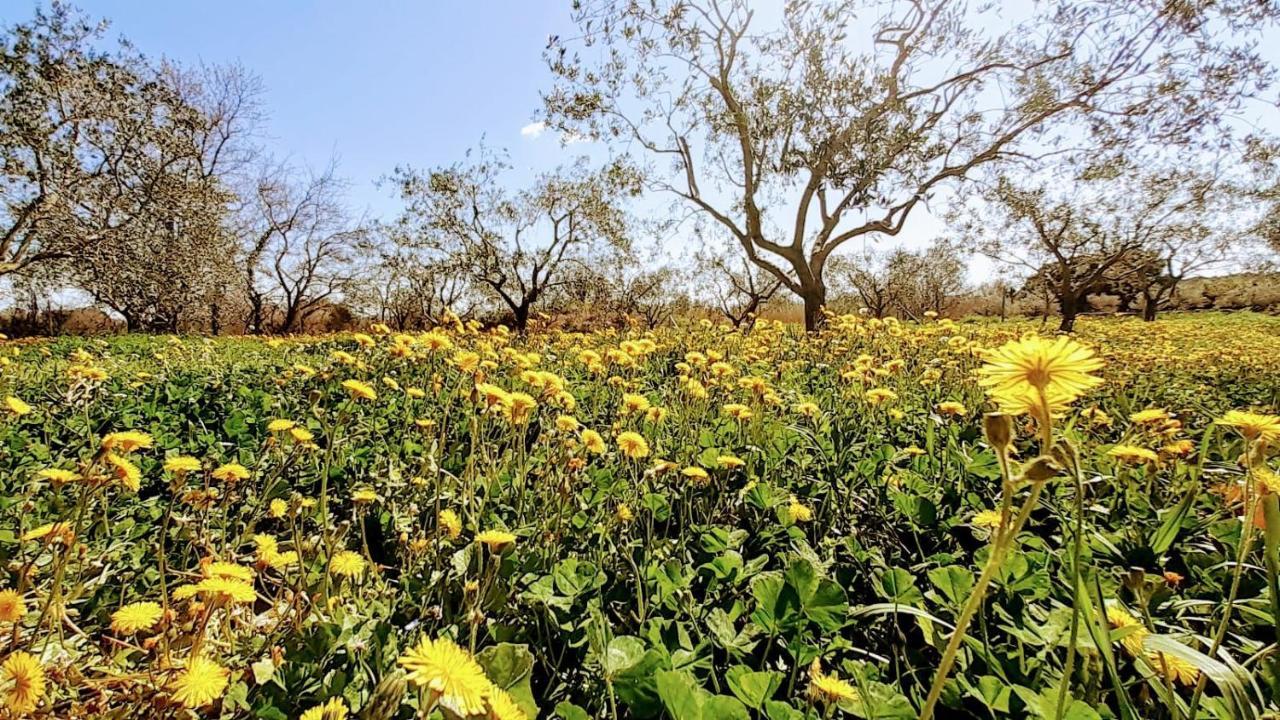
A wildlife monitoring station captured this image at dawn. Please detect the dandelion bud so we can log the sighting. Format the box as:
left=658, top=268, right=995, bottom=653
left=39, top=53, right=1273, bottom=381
left=983, top=412, right=1013, bottom=451
left=468, top=608, right=485, bottom=626
left=359, top=672, right=409, bottom=720
left=1021, top=455, right=1061, bottom=483
left=1050, top=438, right=1080, bottom=477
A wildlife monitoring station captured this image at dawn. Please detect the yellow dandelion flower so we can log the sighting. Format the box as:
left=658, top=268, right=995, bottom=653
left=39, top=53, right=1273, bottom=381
left=341, top=379, right=378, bottom=401
left=101, top=431, right=154, bottom=453
left=971, top=509, right=1003, bottom=529
left=163, top=456, right=202, bottom=474
left=299, top=697, right=349, bottom=720
left=4, top=396, right=31, bottom=416
left=211, top=463, right=250, bottom=482
left=2, top=651, right=46, bottom=715
left=169, top=656, right=229, bottom=709
left=0, top=589, right=26, bottom=623
left=475, top=530, right=517, bottom=552
left=438, top=509, right=462, bottom=540
left=1108, top=445, right=1159, bottom=465
left=1216, top=410, right=1280, bottom=444
left=616, top=431, right=650, bottom=459
left=268, top=498, right=288, bottom=518
left=111, top=601, right=163, bottom=634
left=329, top=551, right=367, bottom=578
left=581, top=429, right=606, bottom=454
left=977, top=336, right=1103, bottom=415
left=487, top=687, right=529, bottom=720
left=105, top=452, right=142, bottom=492
left=396, top=636, right=491, bottom=717
left=36, top=468, right=79, bottom=485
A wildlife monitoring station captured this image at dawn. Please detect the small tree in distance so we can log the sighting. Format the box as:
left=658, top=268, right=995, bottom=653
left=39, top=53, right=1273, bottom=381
left=388, top=148, right=640, bottom=332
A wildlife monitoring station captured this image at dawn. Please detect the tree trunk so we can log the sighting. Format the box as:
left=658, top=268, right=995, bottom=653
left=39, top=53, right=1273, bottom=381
left=513, top=303, right=531, bottom=333
left=1142, top=299, right=1157, bottom=321
left=1058, top=293, right=1078, bottom=332
left=801, top=286, right=827, bottom=332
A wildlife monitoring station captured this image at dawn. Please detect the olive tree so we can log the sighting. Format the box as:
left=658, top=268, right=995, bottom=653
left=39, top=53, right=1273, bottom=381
left=544, top=0, right=1276, bottom=330
left=388, top=149, right=640, bottom=332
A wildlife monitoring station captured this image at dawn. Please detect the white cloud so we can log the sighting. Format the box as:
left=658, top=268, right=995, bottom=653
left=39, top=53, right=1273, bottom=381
left=520, top=121, right=546, bottom=138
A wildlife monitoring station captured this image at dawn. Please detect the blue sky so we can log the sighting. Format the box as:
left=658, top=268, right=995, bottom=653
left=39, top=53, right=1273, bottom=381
left=8, top=1, right=588, bottom=218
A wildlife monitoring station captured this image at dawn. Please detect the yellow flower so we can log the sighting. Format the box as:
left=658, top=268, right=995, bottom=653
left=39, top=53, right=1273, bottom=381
left=1129, top=408, right=1169, bottom=425
left=476, top=530, right=517, bottom=552
left=164, top=456, right=202, bottom=474
left=300, top=697, right=349, bottom=720
left=487, top=687, right=529, bottom=720
left=936, top=401, right=967, bottom=417
left=111, top=601, right=163, bottom=634
left=615, top=504, right=635, bottom=523
left=329, top=551, right=367, bottom=578
left=1108, top=445, right=1159, bottom=465
left=4, top=396, right=31, bottom=416
left=211, top=463, right=250, bottom=482
left=616, top=431, right=650, bottom=459
left=289, top=426, right=314, bottom=443
left=788, top=496, right=813, bottom=523
left=1105, top=604, right=1148, bottom=657
left=1216, top=410, right=1280, bottom=444
left=169, top=656, right=229, bottom=709
left=555, top=415, right=580, bottom=432
left=0, top=589, right=26, bottom=623
left=1, top=650, right=46, bottom=715
left=681, top=466, right=710, bottom=484
left=101, top=431, right=154, bottom=453
left=621, top=393, right=651, bottom=415
left=978, top=336, right=1103, bottom=415
left=36, top=468, right=79, bottom=485
left=22, top=522, right=74, bottom=545
left=1150, top=650, right=1199, bottom=686
left=717, top=455, right=745, bottom=469
left=865, top=388, right=898, bottom=406
left=192, top=577, right=256, bottom=604
left=396, top=636, right=491, bottom=717
left=794, top=401, right=820, bottom=418
left=580, top=429, right=606, bottom=454
left=341, top=379, right=378, bottom=401
left=268, top=498, right=288, bottom=518
left=351, top=487, right=381, bottom=504
left=438, top=509, right=462, bottom=540
left=105, top=452, right=142, bottom=492
left=267, top=418, right=296, bottom=432
left=204, top=561, right=254, bottom=582
left=722, top=403, right=754, bottom=421
left=971, top=509, right=1003, bottom=530
left=807, top=660, right=858, bottom=704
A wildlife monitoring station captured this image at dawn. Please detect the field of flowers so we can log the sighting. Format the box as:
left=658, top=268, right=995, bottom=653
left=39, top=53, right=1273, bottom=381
left=1, top=311, right=1279, bottom=720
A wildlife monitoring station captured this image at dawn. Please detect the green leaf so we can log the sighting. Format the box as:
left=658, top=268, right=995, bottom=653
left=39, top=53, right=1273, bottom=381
left=603, top=636, right=646, bottom=676
left=249, top=657, right=276, bottom=686
left=725, top=666, right=782, bottom=709
left=876, top=567, right=924, bottom=605
left=477, top=643, right=537, bottom=719
left=928, top=565, right=974, bottom=607
left=554, top=701, right=591, bottom=720
left=655, top=670, right=705, bottom=720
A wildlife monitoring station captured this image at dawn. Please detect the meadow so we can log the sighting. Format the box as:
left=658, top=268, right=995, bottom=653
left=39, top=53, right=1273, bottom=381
left=1, top=311, right=1279, bottom=720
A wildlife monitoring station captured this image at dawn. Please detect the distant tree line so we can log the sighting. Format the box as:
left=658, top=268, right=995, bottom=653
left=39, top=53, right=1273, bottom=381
left=2, top=1, right=1279, bottom=336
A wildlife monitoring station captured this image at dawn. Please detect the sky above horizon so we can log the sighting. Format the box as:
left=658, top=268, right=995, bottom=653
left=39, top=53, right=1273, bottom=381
left=12, top=1, right=585, bottom=218
left=6, top=0, right=1273, bottom=290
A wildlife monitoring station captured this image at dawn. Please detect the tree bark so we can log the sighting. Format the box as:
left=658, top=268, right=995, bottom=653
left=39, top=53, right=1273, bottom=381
left=1058, top=293, right=1078, bottom=333
left=801, top=286, right=827, bottom=332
